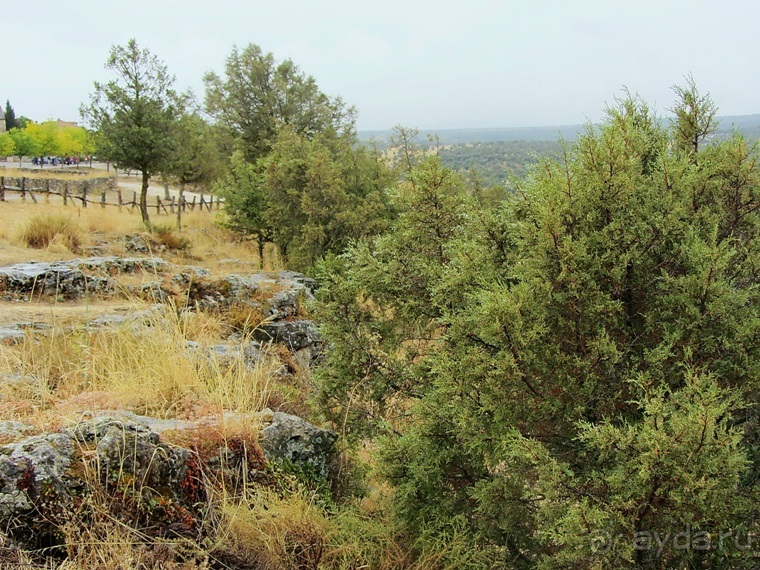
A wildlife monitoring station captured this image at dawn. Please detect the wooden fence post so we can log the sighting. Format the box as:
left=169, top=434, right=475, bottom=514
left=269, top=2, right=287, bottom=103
left=101, top=189, right=107, bottom=208
left=117, top=188, right=123, bottom=210
left=156, top=196, right=161, bottom=215
left=0, top=177, right=4, bottom=202
left=20, top=178, right=25, bottom=201
left=81, top=185, right=88, bottom=207
left=45, top=180, right=51, bottom=204
left=191, top=196, right=196, bottom=211
left=132, top=191, right=137, bottom=211
left=63, top=182, right=68, bottom=205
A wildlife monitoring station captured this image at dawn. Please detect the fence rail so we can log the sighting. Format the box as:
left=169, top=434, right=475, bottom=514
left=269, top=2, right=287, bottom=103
left=0, top=176, right=223, bottom=214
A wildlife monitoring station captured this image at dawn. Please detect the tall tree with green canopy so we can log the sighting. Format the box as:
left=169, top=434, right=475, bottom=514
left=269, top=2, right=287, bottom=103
left=164, top=112, right=224, bottom=229
left=203, top=43, right=355, bottom=163
left=4, top=100, right=16, bottom=130
left=0, top=131, right=14, bottom=157
left=314, top=85, right=759, bottom=568
left=7, top=127, right=37, bottom=165
left=218, top=126, right=395, bottom=272
left=205, top=43, right=393, bottom=270
left=81, top=39, right=184, bottom=224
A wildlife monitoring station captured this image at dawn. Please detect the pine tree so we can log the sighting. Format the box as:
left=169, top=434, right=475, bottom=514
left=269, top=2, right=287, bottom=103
left=4, top=100, right=16, bottom=130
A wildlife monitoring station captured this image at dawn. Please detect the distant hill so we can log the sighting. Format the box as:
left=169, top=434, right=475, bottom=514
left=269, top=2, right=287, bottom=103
left=359, top=125, right=586, bottom=145
left=360, top=114, right=760, bottom=145
left=361, top=114, right=760, bottom=189
left=716, top=114, right=760, bottom=138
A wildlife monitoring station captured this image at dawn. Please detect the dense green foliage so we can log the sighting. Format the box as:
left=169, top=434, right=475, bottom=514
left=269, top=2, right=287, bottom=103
left=313, top=87, right=759, bottom=568
left=204, top=43, right=355, bottom=164
left=163, top=112, right=225, bottom=229
left=4, top=100, right=16, bottom=130
left=82, top=39, right=185, bottom=224
left=209, top=44, right=395, bottom=271
left=438, top=140, right=564, bottom=186
left=216, top=127, right=395, bottom=272
left=213, top=149, right=271, bottom=263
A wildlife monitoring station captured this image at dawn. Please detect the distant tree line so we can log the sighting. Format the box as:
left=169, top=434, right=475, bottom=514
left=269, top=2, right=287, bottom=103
left=0, top=117, right=94, bottom=166
left=438, top=140, right=565, bottom=186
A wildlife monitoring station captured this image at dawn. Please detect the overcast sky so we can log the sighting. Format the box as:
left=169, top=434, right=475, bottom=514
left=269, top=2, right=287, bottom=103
left=4, top=0, right=758, bottom=131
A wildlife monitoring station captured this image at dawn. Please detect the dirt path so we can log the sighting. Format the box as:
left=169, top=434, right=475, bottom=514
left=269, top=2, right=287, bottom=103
left=115, top=177, right=205, bottom=201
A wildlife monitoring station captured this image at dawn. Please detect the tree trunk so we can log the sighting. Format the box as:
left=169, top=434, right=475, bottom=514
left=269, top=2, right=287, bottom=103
left=140, top=170, right=151, bottom=225
left=162, top=174, right=171, bottom=200
left=177, top=182, right=185, bottom=230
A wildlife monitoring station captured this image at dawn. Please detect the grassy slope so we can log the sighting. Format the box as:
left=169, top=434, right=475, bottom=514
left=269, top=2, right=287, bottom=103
left=0, top=202, right=446, bottom=570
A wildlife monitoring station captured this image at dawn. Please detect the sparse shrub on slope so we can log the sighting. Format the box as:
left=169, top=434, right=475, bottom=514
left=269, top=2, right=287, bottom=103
left=149, top=223, right=192, bottom=250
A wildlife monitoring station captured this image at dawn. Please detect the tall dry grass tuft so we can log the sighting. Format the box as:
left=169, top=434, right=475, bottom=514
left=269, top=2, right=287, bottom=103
left=0, top=305, right=279, bottom=425
left=213, top=488, right=328, bottom=570
left=17, top=213, right=82, bottom=252
left=177, top=309, right=230, bottom=343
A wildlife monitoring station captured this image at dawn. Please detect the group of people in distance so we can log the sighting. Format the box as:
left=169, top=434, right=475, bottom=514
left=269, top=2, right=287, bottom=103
left=31, top=156, right=81, bottom=167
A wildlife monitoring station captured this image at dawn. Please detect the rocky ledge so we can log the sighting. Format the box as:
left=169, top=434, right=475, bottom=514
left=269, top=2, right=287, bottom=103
left=0, top=412, right=336, bottom=549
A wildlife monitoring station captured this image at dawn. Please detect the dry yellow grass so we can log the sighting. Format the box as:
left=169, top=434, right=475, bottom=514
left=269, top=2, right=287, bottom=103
left=0, top=198, right=390, bottom=570
left=0, top=201, right=279, bottom=271
left=0, top=199, right=287, bottom=439
left=214, top=488, right=328, bottom=570
left=0, top=304, right=280, bottom=431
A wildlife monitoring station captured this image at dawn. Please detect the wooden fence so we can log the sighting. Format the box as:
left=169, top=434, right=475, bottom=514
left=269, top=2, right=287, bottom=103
left=0, top=176, right=223, bottom=215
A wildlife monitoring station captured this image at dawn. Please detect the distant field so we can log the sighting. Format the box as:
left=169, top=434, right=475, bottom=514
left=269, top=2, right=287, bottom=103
left=360, top=124, right=586, bottom=146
